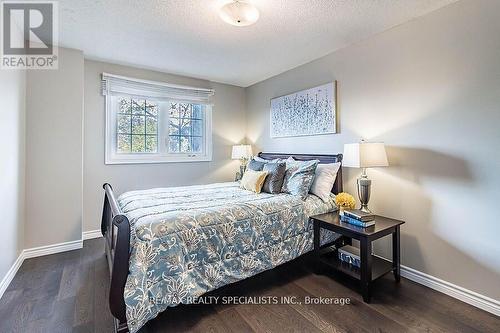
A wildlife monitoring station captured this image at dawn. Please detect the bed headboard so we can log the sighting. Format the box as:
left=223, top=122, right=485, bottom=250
left=257, top=152, right=343, bottom=194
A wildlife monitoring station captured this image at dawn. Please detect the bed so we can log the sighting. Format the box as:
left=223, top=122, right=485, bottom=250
left=101, top=152, right=346, bottom=332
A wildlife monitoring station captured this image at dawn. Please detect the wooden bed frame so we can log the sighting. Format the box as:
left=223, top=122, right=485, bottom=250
left=101, top=152, right=344, bottom=332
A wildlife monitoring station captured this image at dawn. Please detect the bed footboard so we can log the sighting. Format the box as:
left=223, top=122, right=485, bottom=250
left=101, top=183, right=130, bottom=333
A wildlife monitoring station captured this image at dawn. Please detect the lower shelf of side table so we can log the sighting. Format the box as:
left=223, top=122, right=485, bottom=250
left=318, top=248, right=394, bottom=281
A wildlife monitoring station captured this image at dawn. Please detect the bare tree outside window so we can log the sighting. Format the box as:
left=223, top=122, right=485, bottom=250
left=168, top=103, right=204, bottom=153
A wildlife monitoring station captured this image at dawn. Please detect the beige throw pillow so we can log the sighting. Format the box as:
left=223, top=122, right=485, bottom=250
left=240, top=170, right=268, bottom=193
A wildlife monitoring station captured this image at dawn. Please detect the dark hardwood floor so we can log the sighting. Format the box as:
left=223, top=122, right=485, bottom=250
left=0, top=238, right=498, bottom=332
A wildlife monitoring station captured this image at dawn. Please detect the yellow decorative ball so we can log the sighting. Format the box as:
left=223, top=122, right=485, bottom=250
left=335, top=192, right=356, bottom=209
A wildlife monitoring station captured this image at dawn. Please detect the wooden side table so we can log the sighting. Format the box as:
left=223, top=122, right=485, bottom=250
left=312, top=212, right=405, bottom=303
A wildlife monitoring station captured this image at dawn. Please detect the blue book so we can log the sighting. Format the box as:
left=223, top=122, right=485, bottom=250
left=338, top=245, right=361, bottom=268
left=341, top=215, right=375, bottom=227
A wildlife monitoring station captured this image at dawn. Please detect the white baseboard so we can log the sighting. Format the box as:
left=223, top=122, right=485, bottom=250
left=0, top=239, right=84, bottom=299
left=23, top=239, right=83, bottom=259
left=82, top=229, right=102, bottom=240
left=0, top=252, right=24, bottom=300
left=400, top=264, right=500, bottom=316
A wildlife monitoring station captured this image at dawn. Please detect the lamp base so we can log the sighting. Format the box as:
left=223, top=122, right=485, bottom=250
left=359, top=205, right=372, bottom=214
left=357, top=175, right=372, bottom=214
left=234, top=162, right=247, bottom=181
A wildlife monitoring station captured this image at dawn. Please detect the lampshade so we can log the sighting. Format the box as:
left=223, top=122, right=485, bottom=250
left=219, top=1, right=260, bottom=27
left=343, top=142, right=388, bottom=168
left=231, top=145, right=253, bottom=160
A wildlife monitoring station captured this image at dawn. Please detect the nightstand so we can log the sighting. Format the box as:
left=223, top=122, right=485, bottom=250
left=311, top=212, right=405, bottom=303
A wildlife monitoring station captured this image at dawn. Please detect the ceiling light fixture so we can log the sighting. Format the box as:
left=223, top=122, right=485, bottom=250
left=219, top=1, right=260, bottom=27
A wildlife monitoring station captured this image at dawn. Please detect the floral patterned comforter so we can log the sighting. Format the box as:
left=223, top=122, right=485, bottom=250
left=118, top=182, right=339, bottom=332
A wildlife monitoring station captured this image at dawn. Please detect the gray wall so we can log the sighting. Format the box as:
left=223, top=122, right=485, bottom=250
left=0, top=67, right=25, bottom=280
left=246, top=0, right=500, bottom=299
left=25, top=48, right=84, bottom=248
left=83, top=60, right=246, bottom=232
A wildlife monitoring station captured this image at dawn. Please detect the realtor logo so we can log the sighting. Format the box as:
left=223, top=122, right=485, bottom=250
left=1, top=1, right=58, bottom=69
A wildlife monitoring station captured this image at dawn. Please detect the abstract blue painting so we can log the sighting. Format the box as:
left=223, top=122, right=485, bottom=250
left=270, top=82, right=336, bottom=138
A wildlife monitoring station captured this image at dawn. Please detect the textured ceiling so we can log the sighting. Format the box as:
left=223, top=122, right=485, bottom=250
left=58, top=0, right=456, bottom=87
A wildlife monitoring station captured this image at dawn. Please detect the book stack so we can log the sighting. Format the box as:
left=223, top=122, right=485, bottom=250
left=341, top=209, right=375, bottom=227
left=338, top=245, right=360, bottom=268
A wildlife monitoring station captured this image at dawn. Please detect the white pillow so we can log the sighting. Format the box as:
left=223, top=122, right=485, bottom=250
left=310, top=162, right=341, bottom=202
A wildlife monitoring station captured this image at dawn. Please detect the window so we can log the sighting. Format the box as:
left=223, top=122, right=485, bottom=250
left=116, top=98, right=159, bottom=153
left=103, top=74, right=213, bottom=164
left=168, top=103, right=205, bottom=154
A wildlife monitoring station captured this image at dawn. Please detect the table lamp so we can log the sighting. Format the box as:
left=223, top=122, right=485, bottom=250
left=343, top=141, right=388, bottom=213
left=231, top=144, right=253, bottom=180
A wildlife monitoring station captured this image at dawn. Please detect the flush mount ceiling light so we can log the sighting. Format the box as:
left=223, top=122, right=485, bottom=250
left=219, top=1, right=260, bottom=27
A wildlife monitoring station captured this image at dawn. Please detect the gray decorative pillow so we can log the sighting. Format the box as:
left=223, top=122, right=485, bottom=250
left=247, top=158, right=266, bottom=171
left=281, top=157, right=301, bottom=192
left=282, top=158, right=320, bottom=199
left=252, top=156, right=268, bottom=163
left=254, top=156, right=281, bottom=163
left=262, top=162, right=286, bottom=194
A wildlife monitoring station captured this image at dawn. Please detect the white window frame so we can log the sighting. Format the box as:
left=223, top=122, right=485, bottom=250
left=103, top=74, right=213, bottom=165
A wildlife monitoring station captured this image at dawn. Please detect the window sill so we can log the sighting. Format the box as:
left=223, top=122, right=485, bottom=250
left=105, top=155, right=212, bottom=165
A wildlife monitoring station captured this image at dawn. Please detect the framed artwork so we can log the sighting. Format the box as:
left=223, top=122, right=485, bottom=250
left=270, top=81, right=337, bottom=138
